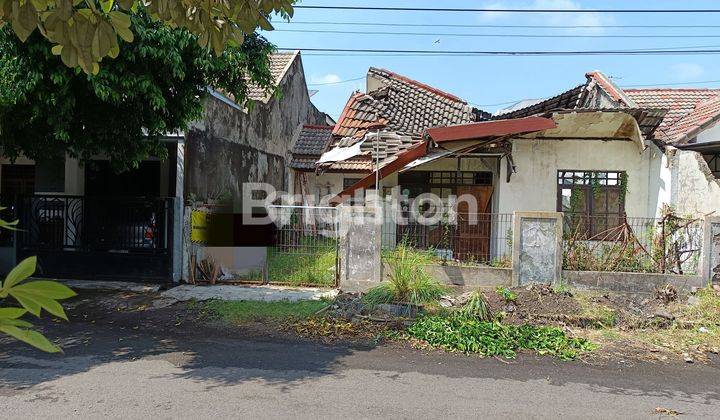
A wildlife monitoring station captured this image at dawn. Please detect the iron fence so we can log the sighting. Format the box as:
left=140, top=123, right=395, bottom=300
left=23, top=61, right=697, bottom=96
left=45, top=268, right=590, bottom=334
left=562, top=214, right=704, bottom=275
left=16, top=195, right=172, bottom=253
left=381, top=209, right=513, bottom=267
left=266, top=205, right=339, bottom=287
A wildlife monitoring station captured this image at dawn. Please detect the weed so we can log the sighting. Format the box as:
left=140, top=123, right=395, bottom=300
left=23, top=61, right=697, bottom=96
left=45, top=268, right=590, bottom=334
left=460, top=290, right=492, bottom=322
left=495, top=287, right=517, bottom=303
left=408, top=314, right=596, bottom=360
left=365, top=244, right=448, bottom=305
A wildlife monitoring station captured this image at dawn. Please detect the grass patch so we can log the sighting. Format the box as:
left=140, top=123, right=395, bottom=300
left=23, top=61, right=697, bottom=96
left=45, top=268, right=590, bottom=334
left=408, top=314, right=596, bottom=360
left=267, top=247, right=336, bottom=287
left=200, top=300, right=329, bottom=324
left=365, top=244, right=448, bottom=305
left=574, top=294, right=618, bottom=328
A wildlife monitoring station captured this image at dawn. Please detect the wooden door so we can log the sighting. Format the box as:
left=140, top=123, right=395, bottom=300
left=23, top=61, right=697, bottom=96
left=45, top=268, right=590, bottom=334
left=455, top=186, right=493, bottom=262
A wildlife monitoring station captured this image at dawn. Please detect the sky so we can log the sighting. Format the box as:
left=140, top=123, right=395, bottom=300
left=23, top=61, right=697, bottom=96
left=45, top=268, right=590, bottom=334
left=260, top=0, right=720, bottom=120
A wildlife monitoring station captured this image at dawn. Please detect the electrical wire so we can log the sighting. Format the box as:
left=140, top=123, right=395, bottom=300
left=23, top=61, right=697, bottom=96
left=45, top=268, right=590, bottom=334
left=294, top=5, right=720, bottom=13
left=280, top=47, right=720, bottom=56
left=276, top=20, right=720, bottom=30
left=274, top=29, right=720, bottom=39
left=307, top=76, right=366, bottom=86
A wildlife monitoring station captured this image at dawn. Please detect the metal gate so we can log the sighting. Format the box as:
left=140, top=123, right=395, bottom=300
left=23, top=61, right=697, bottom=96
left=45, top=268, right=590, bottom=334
left=15, top=195, right=175, bottom=282
left=267, top=205, right=339, bottom=287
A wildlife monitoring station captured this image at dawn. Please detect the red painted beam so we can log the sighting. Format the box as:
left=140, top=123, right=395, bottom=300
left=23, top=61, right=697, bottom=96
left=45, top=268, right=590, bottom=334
left=426, top=116, right=556, bottom=143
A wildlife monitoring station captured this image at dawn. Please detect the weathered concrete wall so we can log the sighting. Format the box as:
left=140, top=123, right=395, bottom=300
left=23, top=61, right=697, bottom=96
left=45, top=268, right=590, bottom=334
left=185, top=55, right=327, bottom=210
left=564, top=270, right=705, bottom=294
left=670, top=150, right=720, bottom=217
left=512, top=212, right=563, bottom=285
left=421, top=264, right=511, bottom=288
left=338, top=206, right=382, bottom=292
left=703, top=217, right=720, bottom=284
left=497, top=139, right=663, bottom=218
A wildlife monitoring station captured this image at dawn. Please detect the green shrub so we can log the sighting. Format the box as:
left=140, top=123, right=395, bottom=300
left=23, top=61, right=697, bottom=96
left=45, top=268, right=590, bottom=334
left=408, top=314, right=596, bottom=360
left=460, top=290, right=492, bottom=322
left=365, top=244, right=447, bottom=305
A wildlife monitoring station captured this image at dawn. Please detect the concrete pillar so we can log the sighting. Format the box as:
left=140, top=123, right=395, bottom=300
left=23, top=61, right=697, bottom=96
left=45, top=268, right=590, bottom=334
left=338, top=205, right=382, bottom=292
left=171, top=141, right=185, bottom=283
left=511, top=211, right=563, bottom=286
left=701, top=216, right=720, bottom=285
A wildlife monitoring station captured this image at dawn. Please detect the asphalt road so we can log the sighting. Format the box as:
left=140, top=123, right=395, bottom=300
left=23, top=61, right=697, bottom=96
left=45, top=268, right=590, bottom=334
left=2, top=316, right=720, bottom=420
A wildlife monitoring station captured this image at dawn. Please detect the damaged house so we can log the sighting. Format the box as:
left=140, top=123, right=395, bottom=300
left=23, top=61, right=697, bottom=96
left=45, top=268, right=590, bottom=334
left=289, top=68, right=716, bottom=264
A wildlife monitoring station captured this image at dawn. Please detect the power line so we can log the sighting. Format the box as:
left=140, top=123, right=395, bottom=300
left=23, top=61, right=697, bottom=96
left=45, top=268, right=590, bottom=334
left=278, top=20, right=720, bottom=30
left=281, top=47, right=720, bottom=56
left=294, top=5, right=720, bottom=13
left=307, top=76, right=365, bottom=86
left=275, top=29, right=720, bottom=39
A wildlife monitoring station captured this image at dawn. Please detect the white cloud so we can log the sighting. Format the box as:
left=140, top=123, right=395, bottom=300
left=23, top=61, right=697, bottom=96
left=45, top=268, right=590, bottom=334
left=670, top=63, right=705, bottom=80
left=310, top=74, right=342, bottom=85
left=477, top=0, right=615, bottom=34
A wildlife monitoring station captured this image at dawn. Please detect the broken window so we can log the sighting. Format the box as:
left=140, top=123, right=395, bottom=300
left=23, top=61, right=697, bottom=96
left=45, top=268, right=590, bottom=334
left=557, top=170, right=625, bottom=237
left=704, top=153, right=720, bottom=179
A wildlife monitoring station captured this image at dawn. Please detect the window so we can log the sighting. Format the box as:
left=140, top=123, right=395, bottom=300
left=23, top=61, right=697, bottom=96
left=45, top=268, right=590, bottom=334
left=704, top=153, right=720, bottom=179
left=342, top=178, right=364, bottom=205
left=557, top=170, right=625, bottom=237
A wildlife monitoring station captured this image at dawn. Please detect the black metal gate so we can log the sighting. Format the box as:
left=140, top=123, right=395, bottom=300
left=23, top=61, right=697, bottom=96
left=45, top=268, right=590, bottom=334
left=15, top=195, right=175, bottom=283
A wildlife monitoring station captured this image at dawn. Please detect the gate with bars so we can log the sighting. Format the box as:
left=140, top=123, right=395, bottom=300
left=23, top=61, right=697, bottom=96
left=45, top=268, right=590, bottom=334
left=266, top=205, right=340, bottom=287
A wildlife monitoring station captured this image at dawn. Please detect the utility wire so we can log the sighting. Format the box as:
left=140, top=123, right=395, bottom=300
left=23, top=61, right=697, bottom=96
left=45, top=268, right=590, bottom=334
left=281, top=47, right=720, bottom=56
left=294, top=5, right=720, bottom=13
left=308, top=76, right=365, bottom=86
left=275, top=29, right=720, bottom=39
left=277, top=20, right=720, bottom=30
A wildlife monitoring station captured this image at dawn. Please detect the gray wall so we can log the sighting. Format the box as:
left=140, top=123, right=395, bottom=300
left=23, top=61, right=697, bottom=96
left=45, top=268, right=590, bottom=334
left=185, top=56, right=327, bottom=209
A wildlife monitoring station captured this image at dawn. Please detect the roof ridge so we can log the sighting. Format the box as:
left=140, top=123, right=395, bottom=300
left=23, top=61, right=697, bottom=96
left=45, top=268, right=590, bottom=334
left=303, top=124, right=334, bottom=130
left=368, top=67, right=467, bottom=104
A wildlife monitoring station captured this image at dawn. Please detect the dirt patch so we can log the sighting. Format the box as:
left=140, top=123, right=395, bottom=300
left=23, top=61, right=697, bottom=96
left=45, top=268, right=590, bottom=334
left=485, top=284, right=582, bottom=326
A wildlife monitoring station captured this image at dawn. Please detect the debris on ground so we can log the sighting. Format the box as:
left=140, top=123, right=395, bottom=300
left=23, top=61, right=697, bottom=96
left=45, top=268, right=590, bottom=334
left=653, top=407, right=683, bottom=416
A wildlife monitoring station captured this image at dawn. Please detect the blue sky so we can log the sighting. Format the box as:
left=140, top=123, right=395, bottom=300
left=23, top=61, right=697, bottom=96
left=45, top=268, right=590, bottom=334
left=261, top=0, right=720, bottom=119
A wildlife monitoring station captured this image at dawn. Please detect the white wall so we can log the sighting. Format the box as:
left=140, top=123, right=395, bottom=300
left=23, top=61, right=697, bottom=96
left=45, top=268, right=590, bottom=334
left=670, top=150, right=720, bottom=217
left=496, top=138, right=663, bottom=218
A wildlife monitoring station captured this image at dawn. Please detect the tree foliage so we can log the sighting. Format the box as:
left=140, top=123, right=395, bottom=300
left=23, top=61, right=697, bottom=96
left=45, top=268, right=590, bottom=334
left=0, top=12, right=275, bottom=170
left=0, top=0, right=295, bottom=73
left=0, top=256, right=77, bottom=353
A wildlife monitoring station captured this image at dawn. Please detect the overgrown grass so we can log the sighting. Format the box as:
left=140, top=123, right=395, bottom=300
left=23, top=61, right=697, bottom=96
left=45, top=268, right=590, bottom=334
left=365, top=244, right=448, bottom=305
left=574, top=294, right=618, bottom=328
left=200, top=300, right=329, bottom=324
left=267, top=247, right=336, bottom=287
left=408, top=314, right=596, bottom=360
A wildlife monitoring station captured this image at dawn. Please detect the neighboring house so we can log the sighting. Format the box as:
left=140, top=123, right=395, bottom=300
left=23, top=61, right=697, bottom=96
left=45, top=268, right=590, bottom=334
left=186, top=51, right=332, bottom=209
left=0, top=51, right=330, bottom=282
left=622, top=88, right=720, bottom=216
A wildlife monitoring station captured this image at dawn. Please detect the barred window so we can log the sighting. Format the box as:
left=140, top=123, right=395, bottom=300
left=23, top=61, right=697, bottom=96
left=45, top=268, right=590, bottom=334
left=704, top=153, right=720, bottom=179
left=557, top=170, right=626, bottom=237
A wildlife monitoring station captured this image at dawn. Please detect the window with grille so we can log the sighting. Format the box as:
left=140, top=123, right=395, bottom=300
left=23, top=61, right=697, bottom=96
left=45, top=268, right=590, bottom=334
left=557, top=170, right=626, bottom=237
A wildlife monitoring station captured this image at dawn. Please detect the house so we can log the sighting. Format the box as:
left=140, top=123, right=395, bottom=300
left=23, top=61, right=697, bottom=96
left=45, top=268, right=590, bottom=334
left=0, top=51, right=330, bottom=283
left=288, top=69, right=684, bottom=263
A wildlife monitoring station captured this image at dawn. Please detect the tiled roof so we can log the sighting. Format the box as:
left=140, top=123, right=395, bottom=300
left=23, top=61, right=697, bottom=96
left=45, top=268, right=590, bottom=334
left=661, top=97, right=720, bottom=143
left=333, top=68, right=478, bottom=139
left=624, top=88, right=720, bottom=142
left=246, top=51, right=298, bottom=102
left=494, top=84, right=586, bottom=119
left=319, top=131, right=421, bottom=172
left=292, top=125, right=334, bottom=155
left=290, top=125, right=335, bottom=171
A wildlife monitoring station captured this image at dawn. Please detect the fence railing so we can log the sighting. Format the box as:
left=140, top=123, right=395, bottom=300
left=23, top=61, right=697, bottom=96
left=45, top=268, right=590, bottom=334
left=267, top=205, right=339, bottom=287
left=15, top=195, right=172, bottom=253
left=562, top=214, right=704, bottom=275
left=381, top=210, right=513, bottom=267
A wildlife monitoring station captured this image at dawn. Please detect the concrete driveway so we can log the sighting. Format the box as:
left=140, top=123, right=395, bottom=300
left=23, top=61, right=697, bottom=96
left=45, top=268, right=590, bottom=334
left=1, top=292, right=719, bottom=419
